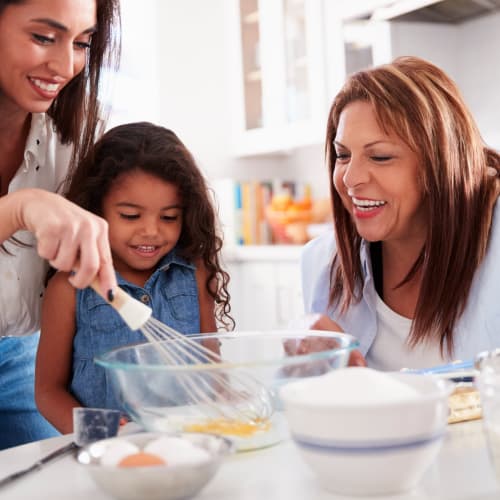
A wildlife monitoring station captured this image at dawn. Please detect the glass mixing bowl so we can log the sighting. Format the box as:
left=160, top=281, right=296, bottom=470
left=95, top=330, right=358, bottom=451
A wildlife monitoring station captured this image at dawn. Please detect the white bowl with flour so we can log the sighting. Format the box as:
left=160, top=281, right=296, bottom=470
left=280, top=367, right=452, bottom=496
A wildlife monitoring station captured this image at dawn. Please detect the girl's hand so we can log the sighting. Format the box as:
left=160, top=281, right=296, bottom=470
left=292, top=313, right=367, bottom=367
left=14, top=189, right=116, bottom=293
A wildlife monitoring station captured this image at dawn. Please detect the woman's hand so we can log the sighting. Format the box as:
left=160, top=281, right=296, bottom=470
left=295, top=313, right=367, bottom=367
left=3, top=188, right=116, bottom=293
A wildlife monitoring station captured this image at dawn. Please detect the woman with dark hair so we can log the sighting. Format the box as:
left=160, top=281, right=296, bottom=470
left=35, top=122, right=233, bottom=433
left=302, top=56, right=500, bottom=370
left=0, top=0, right=120, bottom=448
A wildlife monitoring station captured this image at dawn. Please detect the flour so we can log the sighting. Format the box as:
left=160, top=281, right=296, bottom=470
left=292, top=367, right=421, bottom=406
left=144, top=436, right=211, bottom=465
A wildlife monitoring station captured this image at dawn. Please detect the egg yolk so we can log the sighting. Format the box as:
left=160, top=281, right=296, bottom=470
left=118, top=452, right=166, bottom=468
left=184, top=417, right=270, bottom=437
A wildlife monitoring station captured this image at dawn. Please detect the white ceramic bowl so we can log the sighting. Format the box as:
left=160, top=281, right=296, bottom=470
left=280, top=370, right=452, bottom=496
left=76, top=432, right=233, bottom=500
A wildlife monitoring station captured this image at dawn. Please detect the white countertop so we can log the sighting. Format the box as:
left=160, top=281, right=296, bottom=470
left=0, top=419, right=498, bottom=499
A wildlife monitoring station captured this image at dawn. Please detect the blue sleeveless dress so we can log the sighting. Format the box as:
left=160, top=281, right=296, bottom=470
left=70, top=251, right=200, bottom=411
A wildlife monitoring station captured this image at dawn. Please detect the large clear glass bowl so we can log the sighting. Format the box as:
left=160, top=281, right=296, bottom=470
left=95, top=330, right=358, bottom=451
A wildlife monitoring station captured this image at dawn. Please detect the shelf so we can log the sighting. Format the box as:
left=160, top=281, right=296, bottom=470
left=223, top=244, right=304, bottom=263
left=243, top=10, right=259, bottom=24
left=245, top=70, right=262, bottom=82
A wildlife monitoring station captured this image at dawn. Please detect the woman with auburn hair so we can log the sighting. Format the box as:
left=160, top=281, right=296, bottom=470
left=302, top=56, right=500, bottom=370
left=0, top=0, right=120, bottom=448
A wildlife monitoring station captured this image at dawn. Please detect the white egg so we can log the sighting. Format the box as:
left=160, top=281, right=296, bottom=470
left=144, top=436, right=211, bottom=465
left=100, top=440, right=140, bottom=466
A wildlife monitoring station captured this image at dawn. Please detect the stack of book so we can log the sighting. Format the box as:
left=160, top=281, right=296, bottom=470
left=211, top=178, right=312, bottom=246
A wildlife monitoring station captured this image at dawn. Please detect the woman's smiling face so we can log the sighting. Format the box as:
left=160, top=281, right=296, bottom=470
left=333, top=100, right=427, bottom=245
left=0, top=0, right=96, bottom=114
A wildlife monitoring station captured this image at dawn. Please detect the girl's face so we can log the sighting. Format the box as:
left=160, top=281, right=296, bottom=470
left=0, top=0, right=96, bottom=114
left=102, top=170, right=183, bottom=279
left=333, top=100, right=426, bottom=246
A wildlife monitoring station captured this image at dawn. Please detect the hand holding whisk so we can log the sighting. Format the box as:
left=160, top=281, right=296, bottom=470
left=92, top=281, right=274, bottom=428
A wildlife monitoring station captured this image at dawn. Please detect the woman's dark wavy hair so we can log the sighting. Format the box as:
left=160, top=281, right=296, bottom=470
left=66, top=122, right=235, bottom=331
left=326, top=56, right=500, bottom=356
left=0, top=0, right=121, bottom=177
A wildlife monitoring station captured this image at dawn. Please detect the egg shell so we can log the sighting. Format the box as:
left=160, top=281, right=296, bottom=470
left=100, top=440, right=140, bottom=466
left=144, top=436, right=211, bottom=465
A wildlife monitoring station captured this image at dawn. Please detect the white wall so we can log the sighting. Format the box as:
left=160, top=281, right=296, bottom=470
left=390, top=22, right=459, bottom=79
left=107, top=0, right=160, bottom=127
left=389, top=14, right=500, bottom=149
left=458, top=12, right=500, bottom=148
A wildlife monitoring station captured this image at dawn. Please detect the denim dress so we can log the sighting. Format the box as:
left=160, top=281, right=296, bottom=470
left=70, top=251, right=200, bottom=412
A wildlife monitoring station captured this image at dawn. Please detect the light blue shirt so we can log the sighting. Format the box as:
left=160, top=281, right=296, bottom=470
left=301, top=202, right=500, bottom=367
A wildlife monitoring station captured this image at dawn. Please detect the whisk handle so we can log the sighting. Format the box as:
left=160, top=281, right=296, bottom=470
left=90, top=280, right=152, bottom=331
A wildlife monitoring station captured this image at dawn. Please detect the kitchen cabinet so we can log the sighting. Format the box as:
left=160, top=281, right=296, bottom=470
left=341, top=18, right=392, bottom=76
left=224, top=245, right=304, bottom=331
left=227, top=0, right=398, bottom=157
left=228, top=0, right=337, bottom=156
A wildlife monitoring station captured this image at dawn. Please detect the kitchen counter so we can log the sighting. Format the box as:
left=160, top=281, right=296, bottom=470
left=0, top=419, right=498, bottom=499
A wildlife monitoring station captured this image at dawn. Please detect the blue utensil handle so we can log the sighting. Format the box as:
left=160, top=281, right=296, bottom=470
left=403, top=360, right=474, bottom=375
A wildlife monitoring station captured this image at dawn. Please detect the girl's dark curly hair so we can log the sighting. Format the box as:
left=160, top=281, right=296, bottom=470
left=66, top=122, right=234, bottom=330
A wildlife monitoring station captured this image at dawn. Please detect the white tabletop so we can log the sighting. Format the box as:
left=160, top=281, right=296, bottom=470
left=0, top=420, right=498, bottom=500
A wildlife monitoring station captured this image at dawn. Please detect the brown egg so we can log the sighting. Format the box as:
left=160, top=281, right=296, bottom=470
left=118, top=452, right=166, bottom=468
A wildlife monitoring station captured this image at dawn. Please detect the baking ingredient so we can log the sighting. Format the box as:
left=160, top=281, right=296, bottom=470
left=289, top=367, right=421, bottom=406
left=144, top=436, right=210, bottom=465
left=118, top=452, right=165, bottom=468
left=100, top=440, right=140, bottom=466
left=448, top=385, right=482, bottom=423
left=184, top=417, right=270, bottom=437
left=100, top=436, right=212, bottom=468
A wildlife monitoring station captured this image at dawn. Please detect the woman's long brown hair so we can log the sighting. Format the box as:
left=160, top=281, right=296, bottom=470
left=326, top=56, right=500, bottom=356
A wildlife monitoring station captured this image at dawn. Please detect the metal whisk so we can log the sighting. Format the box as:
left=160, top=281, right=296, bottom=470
left=93, top=283, right=274, bottom=426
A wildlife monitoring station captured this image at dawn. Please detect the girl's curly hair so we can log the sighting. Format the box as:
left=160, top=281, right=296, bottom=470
left=66, top=122, right=234, bottom=330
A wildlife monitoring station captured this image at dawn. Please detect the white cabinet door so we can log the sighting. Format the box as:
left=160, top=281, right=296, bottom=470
left=275, top=262, right=303, bottom=328
left=229, top=0, right=329, bottom=156
left=227, top=259, right=303, bottom=331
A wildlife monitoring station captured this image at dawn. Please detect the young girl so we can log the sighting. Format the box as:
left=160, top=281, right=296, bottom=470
left=35, top=122, right=234, bottom=433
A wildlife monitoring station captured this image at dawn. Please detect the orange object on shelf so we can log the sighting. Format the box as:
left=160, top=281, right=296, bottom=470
left=265, top=205, right=312, bottom=244
left=265, top=190, right=331, bottom=244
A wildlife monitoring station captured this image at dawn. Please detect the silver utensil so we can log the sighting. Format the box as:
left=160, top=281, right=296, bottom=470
left=0, top=407, right=121, bottom=489
left=0, top=442, right=78, bottom=487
